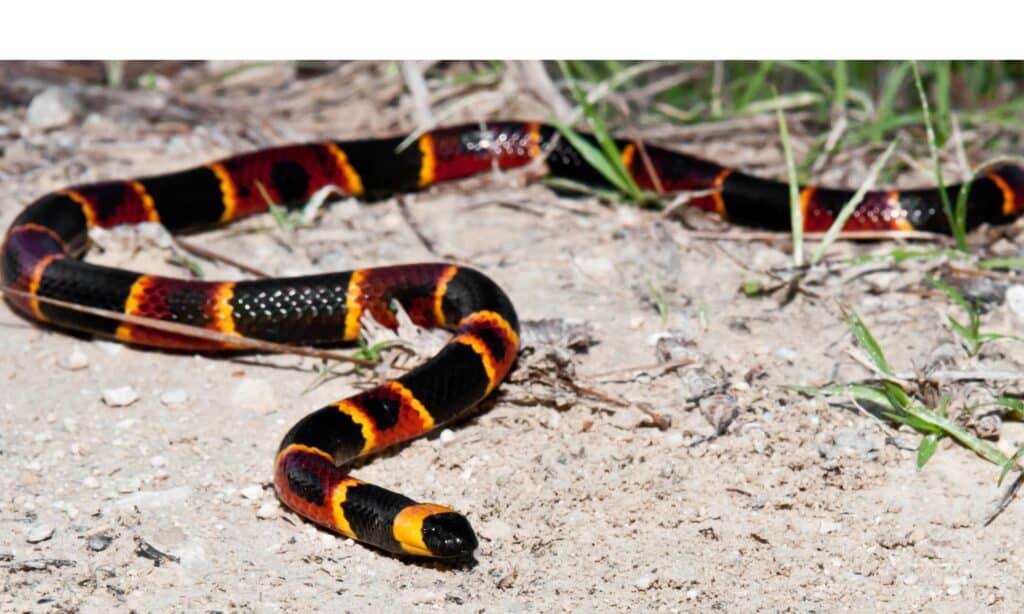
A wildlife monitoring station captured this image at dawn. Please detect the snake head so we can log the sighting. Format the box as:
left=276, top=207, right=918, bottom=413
left=393, top=504, right=478, bottom=558
left=419, top=512, right=478, bottom=558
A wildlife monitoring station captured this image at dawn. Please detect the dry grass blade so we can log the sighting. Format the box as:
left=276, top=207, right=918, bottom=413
left=400, top=60, right=434, bottom=127
left=3, top=287, right=381, bottom=368
left=173, top=237, right=271, bottom=278
left=809, top=138, right=899, bottom=265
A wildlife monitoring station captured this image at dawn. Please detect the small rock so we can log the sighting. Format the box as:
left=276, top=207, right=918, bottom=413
left=819, top=520, right=841, bottom=535
left=150, top=455, right=167, bottom=468
left=482, top=519, right=513, bottom=542
left=634, top=574, right=656, bottom=591
left=230, top=378, right=277, bottom=413
left=1007, top=285, right=1024, bottom=322
left=63, top=346, right=89, bottom=371
left=83, top=476, right=99, bottom=489
left=877, top=530, right=914, bottom=549
left=26, top=87, right=81, bottom=129
left=833, top=430, right=877, bottom=459
left=574, top=256, right=617, bottom=282
left=102, top=386, right=139, bottom=407
left=256, top=503, right=279, bottom=520
left=159, top=389, right=189, bottom=407
left=114, top=486, right=191, bottom=510
left=26, top=524, right=55, bottom=544
left=774, top=346, right=798, bottom=363
left=439, top=429, right=455, bottom=445
left=664, top=432, right=685, bottom=448
left=88, top=534, right=112, bottom=552
left=240, top=485, right=263, bottom=500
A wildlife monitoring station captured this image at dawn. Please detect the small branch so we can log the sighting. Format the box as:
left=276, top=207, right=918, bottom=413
left=3, top=287, right=381, bottom=368
left=173, top=237, right=271, bottom=278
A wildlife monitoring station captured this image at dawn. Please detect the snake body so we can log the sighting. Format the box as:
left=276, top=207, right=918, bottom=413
left=3, top=121, right=1022, bottom=557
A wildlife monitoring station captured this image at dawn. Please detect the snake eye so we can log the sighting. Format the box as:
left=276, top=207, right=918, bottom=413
left=420, top=512, right=478, bottom=558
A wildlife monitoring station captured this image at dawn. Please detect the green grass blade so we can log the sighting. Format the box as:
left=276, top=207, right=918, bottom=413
left=927, top=276, right=973, bottom=313
left=832, top=60, right=848, bottom=115
left=932, top=60, right=952, bottom=145
left=790, top=383, right=892, bottom=407
left=774, top=93, right=803, bottom=267
left=917, top=433, right=940, bottom=468
left=978, top=258, right=1024, bottom=270
left=810, top=138, right=898, bottom=264
left=871, top=61, right=912, bottom=143
left=912, top=61, right=965, bottom=251
left=737, top=61, right=773, bottom=110
left=555, top=60, right=644, bottom=203
left=846, top=308, right=894, bottom=376
left=999, top=446, right=1024, bottom=486
left=548, top=117, right=631, bottom=195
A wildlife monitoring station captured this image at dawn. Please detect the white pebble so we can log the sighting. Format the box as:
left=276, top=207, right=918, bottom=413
left=83, top=476, right=99, bottom=489
left=114, top=486, right=191, bottom=510
left=26, top=87, right=81, bottom=129
left=160, top=388, right=189, bottom=407
left=819, top=520, right=841, bottom=535
left=240, top=485, right=264, bottom=500
left=664, top=432, right=685, bottom=448
left=26, top=524, right=54, bottom=544
left=62, top=418, right=78, bottom=433
left=774, top=346, right=798, bottom=363
left=1007, top=285, right=1024, bottom=322
left=150, top=455, right=167, bottom=468
left=230, top=378, right=277, bottom=413
left=102, top=386, right=139, bottom=407
left=634, top=574, right=656, bottom=591
left=63, top=346, right=89, bottom=371
left=439, top=429, right=456, bottom=444
left=256, top=502, right=279, bottom=520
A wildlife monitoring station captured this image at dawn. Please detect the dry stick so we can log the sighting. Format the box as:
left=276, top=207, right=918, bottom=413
left=950, top=113, right=972, bottom=183
left=849, top=398, right=914, bottom=451
left=946, top=264, right=1023, bottom=283
left=395, top=196, right=447, bottom=258
left=583, top=356, right=696, bottom=380
left=660, top=189, right=720, bottom=219
left=843, top=347, right=915, bottom=388
left=173, top=237, right=271, bottom=279
left=985, top=470, right=1024, bottom=527
left=515, top=60, right=574, bottom=122
left=399, top=60, right=434, bottom=127
left=810, top=114, right=849, bottom=175
left=628, top=131, right=665, bottom=196
left=687, top=228, right=945, bottom=243
left=3, top=287, right=381, bottom=368
left=540, top=373, right=671, bottom=430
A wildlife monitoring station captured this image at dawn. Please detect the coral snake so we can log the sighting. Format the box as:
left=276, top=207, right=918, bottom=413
left=3, top=121, right=1023, bottom=558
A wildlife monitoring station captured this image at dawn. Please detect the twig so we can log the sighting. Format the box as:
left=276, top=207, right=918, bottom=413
left=984, top=470, right=1024, bottom=527
left=400, top=60, right=434, bottom=127
left=850, top=398, right=914, bottom=451
left=3, top=287, right=381, bottom=368
left=583, top=356, right=696, bottom=380
left=686, top=228, right=946, bottom=242
left=843, top=347, right=915, bottom=387
left=173, top=237, right=271, bottom=278
left=396, top=196, right=444, bottom=258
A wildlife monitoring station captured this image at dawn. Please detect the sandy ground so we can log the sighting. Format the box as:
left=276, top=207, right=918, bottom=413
left=3, top=62, right=1024, bottom=612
